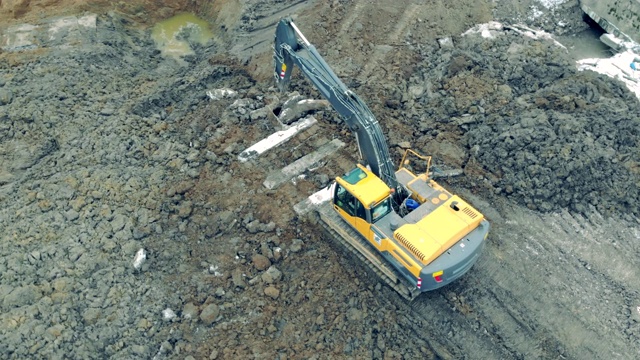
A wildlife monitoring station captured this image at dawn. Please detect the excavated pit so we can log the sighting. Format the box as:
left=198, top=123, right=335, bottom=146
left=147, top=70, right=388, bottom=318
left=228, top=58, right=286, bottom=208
left=1, top=0, right=639, bottom=359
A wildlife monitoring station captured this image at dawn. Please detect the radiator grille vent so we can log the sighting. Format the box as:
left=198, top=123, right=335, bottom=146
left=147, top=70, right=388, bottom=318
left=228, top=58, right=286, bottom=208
left=462, top=207, right=478, bottom=219
left=395, top=232, right=426, bottom=263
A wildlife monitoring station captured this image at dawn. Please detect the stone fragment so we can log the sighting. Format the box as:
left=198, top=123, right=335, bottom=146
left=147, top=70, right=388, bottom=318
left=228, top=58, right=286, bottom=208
left=82, top=307, right=101, bottom=325
left=261, top=266, right=282, bottom=284
left=264, top=286, right=280, bottom=299
left=47, top=324, right=64, bottom=338
left=347, top=307, right=363, bottom=321
left=131, top=345, right=149, bottom=356
left=0, top=171, right=15, bottom=185
left=162, top=308, right=177, bottom=321
left=3, top=285, right=41, bottom=308
left=252, top=254, right=271, bottom=271
left=273, top=247, right=283, bottom=261
left=133, top=248, right=147, bottom=270
left=153, top=122, right=168, bottom=133
left=262, top=221, right=276, bottom=232
left=209, top=349, right=219, bottom=359
left=290, top=239, right=304, bottom=253
left=182, top=302, right=199, bottom=321
left=231, top=268, right=245, bottom=289
left=206, top=88, right=237, bottom=100
left=132, top=226, right=150, bottom=240
left=178, top=201, right=193, bottom=218
left=245, top=220, right=261, bottom=233
left=111, top=214, right=127, bottom=232
left=27, top=250, right=41, bottom=264
left=200, top=304, right=219, bottom=325
left=0, top=88, right=13, bottom=105
left=137, top=318, right=152, bottom=330
left=65, top=209, right=79, bottom=221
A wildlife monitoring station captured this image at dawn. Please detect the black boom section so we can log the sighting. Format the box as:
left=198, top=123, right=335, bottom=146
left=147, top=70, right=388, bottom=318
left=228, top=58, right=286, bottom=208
left=274, top=18, right=400, bottom=200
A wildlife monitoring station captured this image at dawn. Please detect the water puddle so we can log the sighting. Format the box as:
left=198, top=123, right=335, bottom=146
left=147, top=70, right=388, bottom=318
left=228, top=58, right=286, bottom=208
left=557, top=27, right=612, bottom=60
left=151, top=13, right=213, bottom=59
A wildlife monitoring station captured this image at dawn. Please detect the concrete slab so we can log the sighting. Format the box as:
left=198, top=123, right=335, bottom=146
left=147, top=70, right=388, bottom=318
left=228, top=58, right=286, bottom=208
left=238, top=116, right=317, bottom=162
left=582, top=0, right=640, bottom=44
left=293, top=183, right=335, bottom=215
left=263, top=139, right=344, bottom=190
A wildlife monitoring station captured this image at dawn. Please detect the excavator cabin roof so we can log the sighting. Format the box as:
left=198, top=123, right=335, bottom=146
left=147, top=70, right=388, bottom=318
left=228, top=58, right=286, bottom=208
left=336, top=165, right=391, bottom=209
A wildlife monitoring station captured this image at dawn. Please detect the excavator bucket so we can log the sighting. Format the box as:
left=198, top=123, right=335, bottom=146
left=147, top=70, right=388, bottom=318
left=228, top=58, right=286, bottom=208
left=274, top=18, right=300, bottom=91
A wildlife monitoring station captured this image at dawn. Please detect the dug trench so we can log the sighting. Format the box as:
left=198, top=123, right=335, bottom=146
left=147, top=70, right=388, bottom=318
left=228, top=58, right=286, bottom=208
left=0, top=0, right=639, bottom=359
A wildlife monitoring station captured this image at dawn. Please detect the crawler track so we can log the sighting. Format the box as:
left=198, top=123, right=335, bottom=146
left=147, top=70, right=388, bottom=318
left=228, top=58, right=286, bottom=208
left=316, top=202, right=421, bottom=301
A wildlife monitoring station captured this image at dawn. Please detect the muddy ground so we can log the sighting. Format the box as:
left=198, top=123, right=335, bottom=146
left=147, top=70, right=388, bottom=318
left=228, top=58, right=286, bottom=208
left=1, top=0, right=639, bottom=359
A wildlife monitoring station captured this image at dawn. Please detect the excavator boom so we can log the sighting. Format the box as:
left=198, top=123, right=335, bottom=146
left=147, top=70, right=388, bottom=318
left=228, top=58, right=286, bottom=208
left=274, top=18, right=401, bottom=201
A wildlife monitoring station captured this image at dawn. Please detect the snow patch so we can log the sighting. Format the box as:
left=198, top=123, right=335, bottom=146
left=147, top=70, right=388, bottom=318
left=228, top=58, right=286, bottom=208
left=462, top=21, right=504, bottom=39
left=507, top=24, right=567, bottom=50
left=462, top=22, right=565, bottom=50
left=529, top=6, right=543, bottom=20
left=538, top=0, right=568, bottom=9
left=578, top=50, right=640, bottom=99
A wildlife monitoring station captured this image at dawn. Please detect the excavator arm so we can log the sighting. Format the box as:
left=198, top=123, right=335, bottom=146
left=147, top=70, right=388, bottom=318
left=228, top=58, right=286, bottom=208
left=274, top=18, right=402, bottom=201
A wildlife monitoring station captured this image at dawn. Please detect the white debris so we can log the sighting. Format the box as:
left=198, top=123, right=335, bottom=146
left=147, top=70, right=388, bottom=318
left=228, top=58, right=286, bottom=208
left=437, top=37, right=453, bottom=49
left=462, top=21, right=504, bottom=39
left=133, top=248, right=147, bottom=270
left=538, top=0, right=569, bottom=9
left=529, top=6, right=543, bottom=20
left=293, top=183, right=335, bottom=215
left=238, top=116, right=317, bottom=162
left=506, top=24, right=567, bottom=50
left=208, top=264, right=223, bottom=277
left=600, top=32, right=638, bottom=53
left=462, top=22, right=566, bottom=50
left=77, top=14, right=97, bottom=29
left=162, top=308, right=177, bottom=321
left=206, top=88, right=237, bottom=100
left=578, top=50, right=640, bottom=99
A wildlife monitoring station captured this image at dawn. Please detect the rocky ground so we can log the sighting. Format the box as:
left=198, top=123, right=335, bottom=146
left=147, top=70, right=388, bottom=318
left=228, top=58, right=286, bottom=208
left=1, top=0, right=639, bottom=359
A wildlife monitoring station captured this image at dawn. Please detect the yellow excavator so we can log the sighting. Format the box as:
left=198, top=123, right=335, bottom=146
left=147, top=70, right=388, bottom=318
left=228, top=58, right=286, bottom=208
left=274, top=18, right=489, bottom=300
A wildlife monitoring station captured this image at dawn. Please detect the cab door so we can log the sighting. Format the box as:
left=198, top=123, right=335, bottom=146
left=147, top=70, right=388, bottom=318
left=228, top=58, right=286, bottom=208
left=334, top=184, right=372, bottom=241
left=334, top=183, right=357, bottom=226
left=353, top=200, right=373, bottom=243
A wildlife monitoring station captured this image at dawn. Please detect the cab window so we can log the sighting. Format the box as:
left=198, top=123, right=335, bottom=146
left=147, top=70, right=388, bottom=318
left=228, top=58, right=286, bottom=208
left=335, top=184, right=356, bottom=216
left=371, top=198, right=392, bottom=223
left=356, top=200, right=367, bottom=221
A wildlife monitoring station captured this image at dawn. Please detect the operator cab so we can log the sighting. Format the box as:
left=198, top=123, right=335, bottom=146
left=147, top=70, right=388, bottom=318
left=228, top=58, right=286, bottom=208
left=333, top=165, right=393, bottom=224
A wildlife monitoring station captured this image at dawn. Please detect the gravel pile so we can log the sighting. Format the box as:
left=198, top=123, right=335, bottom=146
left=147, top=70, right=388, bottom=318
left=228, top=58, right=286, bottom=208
left=2, top=2, right=639, bottom=359
left=0, top=12, right=242, bottom=359
left=381, top=26, right=640, bottom=216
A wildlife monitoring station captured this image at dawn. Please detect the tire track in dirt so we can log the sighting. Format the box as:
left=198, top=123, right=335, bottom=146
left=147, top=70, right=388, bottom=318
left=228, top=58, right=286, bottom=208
left=357, top=2, right=421, bottom=82
left=394, top=198, right=640, bottom=359
left=230, top=0, right=315, bottom=60
left=338, top=0, right=368, bottom=36
left=470, top=202, right=638, bottom=359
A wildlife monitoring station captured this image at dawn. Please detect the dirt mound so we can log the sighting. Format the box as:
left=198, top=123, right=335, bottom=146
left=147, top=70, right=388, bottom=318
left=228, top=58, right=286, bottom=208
left=399, top=30, right=640, bottom=216
left=0, top=0, right=231, bottom=28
